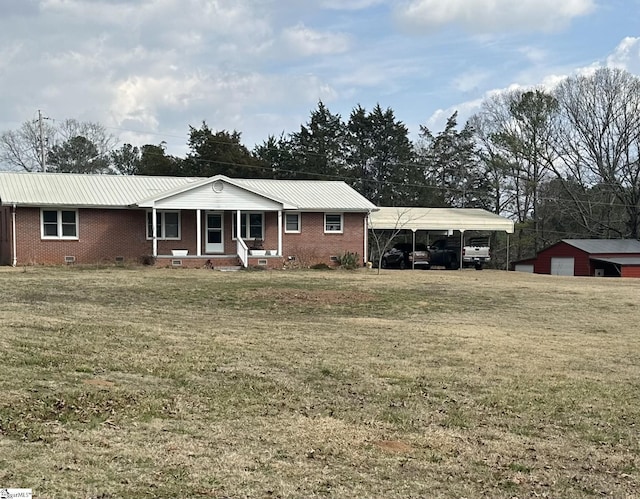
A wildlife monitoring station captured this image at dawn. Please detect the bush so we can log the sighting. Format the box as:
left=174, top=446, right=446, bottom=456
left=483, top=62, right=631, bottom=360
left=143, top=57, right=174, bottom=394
left=139, top=255, right=156, bottom=266
left=337, top=252, right=360, bottom=270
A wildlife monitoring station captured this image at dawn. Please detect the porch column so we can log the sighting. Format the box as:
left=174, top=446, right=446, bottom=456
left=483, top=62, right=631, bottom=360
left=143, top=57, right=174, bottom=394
left=11, top=204, right=17, bottom=267
left=196, top=209, right=202, bottom=256
left=152, top=207, right=158, bottom=257
left=278, top=210, right=283, bottom=256
left=236, top=209, right=242, bottom=243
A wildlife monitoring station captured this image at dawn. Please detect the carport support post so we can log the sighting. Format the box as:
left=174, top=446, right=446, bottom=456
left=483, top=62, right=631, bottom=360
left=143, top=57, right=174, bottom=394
left=459, top=230, right=464, bottom=270
left=412, top=229, right=417, bottom=270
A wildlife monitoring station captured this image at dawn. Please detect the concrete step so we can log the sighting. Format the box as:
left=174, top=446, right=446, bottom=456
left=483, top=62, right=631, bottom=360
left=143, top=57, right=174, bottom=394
left=216, top=265, right=242, bottom=272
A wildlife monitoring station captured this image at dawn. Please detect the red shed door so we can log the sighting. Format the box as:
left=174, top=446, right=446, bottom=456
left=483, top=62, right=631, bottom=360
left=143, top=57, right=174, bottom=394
left=551, top=257, right=575, bottom=276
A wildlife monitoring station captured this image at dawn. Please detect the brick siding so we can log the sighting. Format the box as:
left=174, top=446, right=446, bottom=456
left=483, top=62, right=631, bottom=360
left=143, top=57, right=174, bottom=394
left=8, top=207, right=367, bottom=267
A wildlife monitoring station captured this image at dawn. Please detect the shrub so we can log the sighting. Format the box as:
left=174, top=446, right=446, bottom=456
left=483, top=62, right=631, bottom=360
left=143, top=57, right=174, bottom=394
left=139, top=255, right=156, bottom=266
left=337, top=252, right=360, bottom=270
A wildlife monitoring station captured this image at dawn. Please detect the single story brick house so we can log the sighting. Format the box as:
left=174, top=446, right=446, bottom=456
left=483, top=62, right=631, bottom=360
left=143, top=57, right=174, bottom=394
left=512, top=239, right=640, bottom=277
left=0, top=172, right=378, bottom=268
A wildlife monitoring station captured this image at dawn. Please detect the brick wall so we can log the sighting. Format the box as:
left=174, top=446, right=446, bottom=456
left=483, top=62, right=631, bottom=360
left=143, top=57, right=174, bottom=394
left=9, top=207, right=368, bottom=267
left=15, top=207, right=152, bottom=265
left=281, top=212, right=365, bottom=266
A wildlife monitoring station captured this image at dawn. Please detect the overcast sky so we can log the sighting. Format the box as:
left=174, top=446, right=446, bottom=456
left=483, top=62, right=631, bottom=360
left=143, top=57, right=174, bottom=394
left=1, top=0, right=639, bottom=157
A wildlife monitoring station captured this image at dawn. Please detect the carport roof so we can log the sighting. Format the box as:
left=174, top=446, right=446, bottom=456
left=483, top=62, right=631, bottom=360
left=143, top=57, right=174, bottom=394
left=369, top=207, right=514, bottom=233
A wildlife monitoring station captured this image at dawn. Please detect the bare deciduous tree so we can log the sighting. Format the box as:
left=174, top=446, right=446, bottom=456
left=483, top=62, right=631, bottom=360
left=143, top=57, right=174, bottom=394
left=552, top=67, right=640, bottom=238
left=0, top=118, right=117, bottom=173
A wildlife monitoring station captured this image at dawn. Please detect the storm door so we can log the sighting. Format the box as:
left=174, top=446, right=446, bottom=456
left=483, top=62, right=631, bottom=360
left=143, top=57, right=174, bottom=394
left=206, top=212, right=224, bottom=253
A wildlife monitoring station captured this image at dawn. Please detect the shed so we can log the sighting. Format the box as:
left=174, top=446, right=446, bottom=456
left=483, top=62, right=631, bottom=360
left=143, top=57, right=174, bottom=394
left=513, top=239, right=640, bottom=277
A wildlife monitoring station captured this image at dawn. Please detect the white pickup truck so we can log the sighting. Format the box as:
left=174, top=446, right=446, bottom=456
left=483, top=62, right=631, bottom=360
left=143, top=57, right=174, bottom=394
left=429, top=237, right=491, bottom=270
left=462, top=237, right=491, bottom=270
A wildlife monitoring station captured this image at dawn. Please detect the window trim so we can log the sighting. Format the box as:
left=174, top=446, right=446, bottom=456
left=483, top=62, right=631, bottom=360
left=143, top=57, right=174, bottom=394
left=324, top=213, right=343, bottom=234
left=41, top=209, right=78, bottom=240
left=284, top=212, right=301, bottom=233
left=146, top=210, right=181, bottom=240
left=232, top=211, right=264, bottom=241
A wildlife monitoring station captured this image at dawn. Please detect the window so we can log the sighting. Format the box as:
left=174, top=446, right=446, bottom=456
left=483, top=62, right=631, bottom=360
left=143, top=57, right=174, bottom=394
left=41, top=209, right=77, bottom=239
left=285, top=213, right=300, bottom=233
left=233, top=212, right=264, bottom=240
left=147, top=211, right=181, bottom=240
left=324, top=213, right=343, bottom=233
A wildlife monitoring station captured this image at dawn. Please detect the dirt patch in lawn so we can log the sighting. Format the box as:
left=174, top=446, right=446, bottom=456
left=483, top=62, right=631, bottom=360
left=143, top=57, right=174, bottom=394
left=249, top=288, right=377, bottom=305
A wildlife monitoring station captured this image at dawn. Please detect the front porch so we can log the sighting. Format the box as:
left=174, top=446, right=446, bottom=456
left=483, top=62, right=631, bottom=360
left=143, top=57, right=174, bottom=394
left=149, top=208, right=285, bottom=269
left=140, top=176, right=296, bottom=269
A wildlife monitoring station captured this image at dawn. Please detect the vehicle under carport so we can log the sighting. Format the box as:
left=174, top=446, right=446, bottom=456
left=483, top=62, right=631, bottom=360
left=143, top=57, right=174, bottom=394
left=368, top=207, right=515, bottom=270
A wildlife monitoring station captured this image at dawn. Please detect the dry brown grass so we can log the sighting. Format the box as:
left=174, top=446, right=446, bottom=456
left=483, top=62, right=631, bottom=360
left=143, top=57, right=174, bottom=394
left=0, top=266, right=639, bottom=498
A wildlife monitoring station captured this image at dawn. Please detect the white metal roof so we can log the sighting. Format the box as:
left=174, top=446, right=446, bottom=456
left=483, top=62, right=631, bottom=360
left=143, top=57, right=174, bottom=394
left=233, top=178, right=378, bottom=211
left=0, top=171, right=197, bottom=207
left=0, top=172, right=378, bottom=211
left=369, top=207, right=515, bottom=233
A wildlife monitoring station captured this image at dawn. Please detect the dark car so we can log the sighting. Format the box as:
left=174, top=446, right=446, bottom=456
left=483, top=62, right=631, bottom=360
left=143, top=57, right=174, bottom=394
left=380, top=243, right=430, bottom=269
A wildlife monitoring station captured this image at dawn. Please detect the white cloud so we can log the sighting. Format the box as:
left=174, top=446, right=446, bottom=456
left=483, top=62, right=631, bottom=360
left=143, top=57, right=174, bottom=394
left=518, top=46, right=548, bottom=64
left=0, top=42, right=22, bottom=70
left=108, top=70, right=339, bottom=146
left=424, top=98, right=484, bottom=133
left=320, top=0, right=385, bottom=10
left=395, top=0, right=595, bottom=34
left=606, top=37, right=640, bottom=74
left=452, top=69, right=491, bottom=93
left=281, top=24, right=351, bottom=56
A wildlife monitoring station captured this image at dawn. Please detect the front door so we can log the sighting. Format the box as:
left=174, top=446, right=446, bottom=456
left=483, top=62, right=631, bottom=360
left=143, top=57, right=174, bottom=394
left=206, top=212, right=224, bottom=253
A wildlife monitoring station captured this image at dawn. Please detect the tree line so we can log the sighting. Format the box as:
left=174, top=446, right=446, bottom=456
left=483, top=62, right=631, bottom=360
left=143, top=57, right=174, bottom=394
left=2, top=67, right=640, bottom=262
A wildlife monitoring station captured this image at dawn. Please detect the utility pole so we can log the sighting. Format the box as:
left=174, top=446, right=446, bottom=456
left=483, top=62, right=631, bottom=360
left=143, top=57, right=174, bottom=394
left=38, top=109, right=49, bottom=172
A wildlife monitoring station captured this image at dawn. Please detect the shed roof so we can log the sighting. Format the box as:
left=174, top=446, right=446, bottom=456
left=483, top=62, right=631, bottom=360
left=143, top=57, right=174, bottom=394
left=369, top=207, right=514, bottom=233
left=562, top=239, right=640, bottom=254
left=0, top=172, right=377, bottom=211
left=590, top=256, right=640, bottom=266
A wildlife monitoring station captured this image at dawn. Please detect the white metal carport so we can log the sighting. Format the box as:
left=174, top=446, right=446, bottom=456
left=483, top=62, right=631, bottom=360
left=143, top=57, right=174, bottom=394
left=368, top=207, right=515, bottom=269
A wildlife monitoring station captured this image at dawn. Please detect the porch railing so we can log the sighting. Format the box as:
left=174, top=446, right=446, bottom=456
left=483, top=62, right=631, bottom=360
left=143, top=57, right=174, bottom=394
left=237, top=237, right=248, bottom=268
